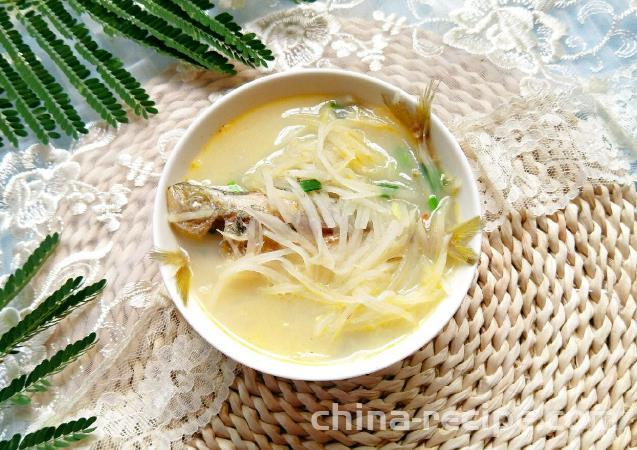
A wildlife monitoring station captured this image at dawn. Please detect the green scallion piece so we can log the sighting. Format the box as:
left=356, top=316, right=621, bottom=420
left=419, top=163, right=442, bottom=193
left=427, top=194, right=439, bottom=211
left=300, top=179, right=322, bottom=192
left=376, top=181, right=400, bottom=190
left=226, top=182, right=246, bottom=193
left=376, top=181, right=400, bottom=199
left=394, top=147, right=413, bottom=170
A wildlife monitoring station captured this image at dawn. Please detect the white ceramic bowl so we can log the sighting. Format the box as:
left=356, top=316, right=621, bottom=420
left=153, top=69, right=481, bottom=381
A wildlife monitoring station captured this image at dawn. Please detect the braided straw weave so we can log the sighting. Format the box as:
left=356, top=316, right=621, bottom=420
left=51, top=14, right=636, bottom=449
left=182, top=18, right=637, bottom=450
left=187, top=183, right=637, bottom=449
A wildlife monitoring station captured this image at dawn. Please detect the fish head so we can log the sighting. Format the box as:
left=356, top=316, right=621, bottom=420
left=167, top=181, right=219, bottom=238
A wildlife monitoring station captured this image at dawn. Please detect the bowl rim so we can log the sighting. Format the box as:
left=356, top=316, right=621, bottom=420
left=153, top=68, right=481, bottom=381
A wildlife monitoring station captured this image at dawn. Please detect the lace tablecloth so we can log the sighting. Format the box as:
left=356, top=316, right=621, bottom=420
left=1, top=1, right=637, bottom=449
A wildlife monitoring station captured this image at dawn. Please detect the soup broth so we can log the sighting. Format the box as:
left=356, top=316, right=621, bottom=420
left=169, top=94, right=478, bottom=364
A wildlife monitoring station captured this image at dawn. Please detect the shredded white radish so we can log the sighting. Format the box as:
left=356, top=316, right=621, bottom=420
left=206, top=100, right=470, bottom=337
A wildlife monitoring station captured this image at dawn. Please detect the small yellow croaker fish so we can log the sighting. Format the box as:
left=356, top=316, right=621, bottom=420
left=150, top=247, right=192, bottom=304
left=166, top=181, right=323, bottom=249
left=167, top=181, right=271, bottom=240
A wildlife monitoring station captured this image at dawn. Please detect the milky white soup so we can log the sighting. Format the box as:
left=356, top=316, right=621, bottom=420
left=176, top=94, right=477, bottom=364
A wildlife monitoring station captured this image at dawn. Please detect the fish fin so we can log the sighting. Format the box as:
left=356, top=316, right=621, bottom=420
left=447, top=215, right=481, bottom=265
left=382, top=92, right=421, bottom=137
left=150, top=247, right=192, bottom=304
left=175, top=264, right=192, bottom=305
left=448, top=244, right=478, bottom=266
left=418, top=79, right=440, bottom=142
left=450, top=216, right=481, bottom=243
left=383, top=80, right=440, bottom=141
left=149, top=247, right=189, bottom=266
left=384, top=80, right=441, bottom=173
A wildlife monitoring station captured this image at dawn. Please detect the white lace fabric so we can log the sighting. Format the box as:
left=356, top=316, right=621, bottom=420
left=458, top=91, right=635, bottom=227
left=0, top=73, right=241, bottom=446
left=0, top=1, right=636, bottom=448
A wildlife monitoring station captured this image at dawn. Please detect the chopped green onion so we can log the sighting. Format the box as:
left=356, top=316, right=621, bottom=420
left=376, top=181, right=400, bottom=189
left=328, top=100, right=349, bottom=118
left=419, top=163, right=442, bottom=193
left=427, top=194, right=439, bottom=211
left=375, top=181, right=400, bottom=199
left=394, top=147, right=413, bottom=170
left=299, top=179, right=322, bottom=192
left=226, top=182, right=246, bottom=193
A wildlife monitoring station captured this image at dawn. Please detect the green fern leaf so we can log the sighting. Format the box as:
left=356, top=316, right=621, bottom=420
left=0, top=54, right=53, bottom=144
left=207, top=10, right=273, bottom=67
left=135, top=0, right=243, bottom=65
left=25, top=378, right=52, bottom=393
left=139, top=0, right=273, bottom=68
left=39, top=0, right=157, bottom=118
left=205, top=12, right=274, bottom=68
left=68, top=0, right=213, bottom=69
left=0, top=416, right=97, bottom=450
left=71, top=0, right=235, bottom=73
left=214, top=11, right=272, bottom=57
left=0, top=92, right=27, bottom=147
left=185, top=0, right=213, bottom=9
left=0, top=233, right=59, bottom=311
left=0, top=276, right=83, bottom=358
left=0, top=0, right=275, bottom=148
left=0, top=278, right=106, bottom=359
left=19, top=11, right=128, bottom=127
left=0, top=7, right=85, bottom=139
left=0, top=105, right=19, bottom=147
left=0, top=333, right=97, bottom=404
left=0, top=434, right=20, bottom=450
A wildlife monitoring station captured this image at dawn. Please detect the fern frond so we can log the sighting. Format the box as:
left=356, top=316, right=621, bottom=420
left=0, top=276, right=83, bottom=358
left=0, top=278, right=106, bottom=359
left=212, top=9, right=274, bottom=69
left=0, top=435, right=20, bottom=450
left=39, top=0, right=157, bottom=118
left=136, top=0, right=244, bottom=65
left=0, top=333, right=97, bottom=405
left=144, top=0, right=273, bottom=67
left=0, top=416, right=97, bottom=450
left=0, top=233, right=59, bottom=311
left=0, top=7, right=85, bottom=139
left=0, top=114, right=12, bottom=148
left=0, top=101, right=18, bottom=147
left=71, top=0, right=235, bottom=73
left=0, top=53, right=52, bottom=144
left=90, top=9, right=206, bottom=68
left=0, top=0, right=273, bottom=148
left=67, top=0, right=206, bottom=67
left=185, top=0, right=213, bottom=9
left=0, top=92, right=27, bottom=147
left=19, top=11, right=128, bottom=127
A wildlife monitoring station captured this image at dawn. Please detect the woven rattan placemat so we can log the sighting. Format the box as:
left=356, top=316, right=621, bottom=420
left=177, top=19, right=637, bottom=450
left=187, top=183, right=637, bottom=449
left=62, top=14, right=637, bottom=449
